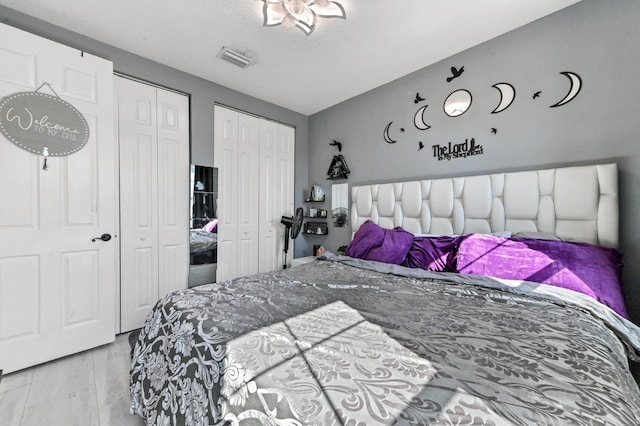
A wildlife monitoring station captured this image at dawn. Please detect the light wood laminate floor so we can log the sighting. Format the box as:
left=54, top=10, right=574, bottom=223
left=0, top=332, right=144, bottom=426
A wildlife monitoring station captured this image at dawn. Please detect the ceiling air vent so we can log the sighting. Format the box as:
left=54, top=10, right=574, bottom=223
left=217, top=46, right=255, bottom=68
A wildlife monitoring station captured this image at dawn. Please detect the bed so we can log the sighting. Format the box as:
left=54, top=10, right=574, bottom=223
left=130, top=163, right=640, bottom=425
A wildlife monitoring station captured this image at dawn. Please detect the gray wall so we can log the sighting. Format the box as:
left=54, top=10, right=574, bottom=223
left=0, top=5, right=312, bottom=258
left=4, top=1, right=640, bottom=320
left=308, top=0, right=640, bottom=323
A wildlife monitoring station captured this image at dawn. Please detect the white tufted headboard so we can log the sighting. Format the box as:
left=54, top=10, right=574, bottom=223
left=351, top=163, right=619, bottom=248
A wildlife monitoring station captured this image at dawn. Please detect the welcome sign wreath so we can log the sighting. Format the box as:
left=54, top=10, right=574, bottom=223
left=0, top=83, right=90, bottom=170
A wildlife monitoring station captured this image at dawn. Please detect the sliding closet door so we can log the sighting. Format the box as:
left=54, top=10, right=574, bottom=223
left=0, top=23, right=116, bottom=373
left=156, top=89, right=190, bottom=297
left=118, top=76, right=189, bottom=333
left=278, top=124, right=296, bottom=267
left=259, top=120, right=295, bottom=272
left=214, top=106, right=239, bottom=282
left=214, top=106, right=294, bottom=280
left=236, top=113, right=260, bottom=277
left=118, top=78, right=159, bottom=332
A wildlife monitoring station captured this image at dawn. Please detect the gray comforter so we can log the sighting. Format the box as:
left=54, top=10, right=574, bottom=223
left=130, top=255, right=640, bottom=425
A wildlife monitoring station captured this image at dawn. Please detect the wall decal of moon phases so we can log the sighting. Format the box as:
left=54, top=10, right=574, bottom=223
left=444, top=89, right=472, bottom=117
left=383, top=122, right=398, bottom=144
left=413, top=105, right=431, bottom=130
left=491, top=83, right=516, bottom=113
left=550, top=71, right=582, bottom=108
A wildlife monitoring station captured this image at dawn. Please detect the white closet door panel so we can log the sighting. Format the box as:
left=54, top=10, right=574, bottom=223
left=156, top=89, right=189, bottom=297
left=278, top=125, right=296, bottom=266
left=0, top=44, right=36, bottom=89
left=259, top=121, right=295, bottom=271
left=0, top=256, right=39, bottom=339
left=118, top=78, right=159, bottom=332
left=64, top=122, right=97, bottom=226
left=0, top=23, right=116, bottom=373
left=214, top=106, right=239, bottom=281
left=61, top=250, right=100, bottom=326
left=0, top=147, right=38, bottom=228
left=215, top=106, right=295, bottom=278
left=237, top=114, right=260, bottom=277
left=279, top=124, right=296, bottom=228
left=132, top=247, right=156, bottom=307
left=258, top=120, right=280, bottom=272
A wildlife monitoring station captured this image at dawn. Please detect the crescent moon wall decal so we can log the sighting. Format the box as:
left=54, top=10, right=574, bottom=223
left=383, top=122, right=398, bottom=144
left=491, top=83, right=516, bottom=114
left=550, top=72, right=582, bottom=108
left=413, top=105, right=431, bottom=130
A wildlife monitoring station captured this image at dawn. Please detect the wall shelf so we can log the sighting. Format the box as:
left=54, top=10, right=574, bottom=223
left=303, top=186, right=328, bottom=236
left=304, top=196, right=325, bottom=203
left=304, top=222, right=328, bottom=235
left=305, top=208, right=327, bottom=218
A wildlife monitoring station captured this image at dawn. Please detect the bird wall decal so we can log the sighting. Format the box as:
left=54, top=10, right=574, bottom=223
left=446, top=66, right=464, bottom=82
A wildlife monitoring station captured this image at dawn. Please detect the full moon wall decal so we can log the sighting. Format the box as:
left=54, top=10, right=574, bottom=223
left=443, top=89, right=472, bottom=117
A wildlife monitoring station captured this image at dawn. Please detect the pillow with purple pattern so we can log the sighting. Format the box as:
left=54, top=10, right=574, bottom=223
left=345, top=220, right=413, bottom=265
left=402, top=235, right=458, bottom=272
left=454, top=233, right=628, bottom=318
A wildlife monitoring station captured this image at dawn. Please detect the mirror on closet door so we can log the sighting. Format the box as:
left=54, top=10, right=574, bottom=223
left=188, top=165, right=218, bottom=287
left=331, top=183, right=349, bottom=227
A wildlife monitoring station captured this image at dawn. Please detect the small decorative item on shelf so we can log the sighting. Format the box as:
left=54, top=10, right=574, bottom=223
left=304, top=222, right=328, bottom=235
left=307, top=207, right=328, bottom=218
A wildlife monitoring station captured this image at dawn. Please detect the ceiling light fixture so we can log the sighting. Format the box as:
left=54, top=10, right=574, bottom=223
left=217, top=46, right=255, bottom=68
left=262, top=0, right=346, bottom=36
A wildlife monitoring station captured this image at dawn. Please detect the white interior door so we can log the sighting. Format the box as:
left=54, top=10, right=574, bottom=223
left=215, top=106, right=295, bottom=279
left=156, top=88, right=190, bottom=297
left=259, top=120, right=281, bottom=271
left=118, top=76, right=189, bottom=333
left=214, top=106, right=239, bottom=282
left=117, top=77, right=159, bottom=332
left=259, top=121, right=295, bottom=271
left=236, top=114, right=260, bottom=277
left=278, top=124, right=296, bottom=265
left=0, top=23, right=116, bottom=373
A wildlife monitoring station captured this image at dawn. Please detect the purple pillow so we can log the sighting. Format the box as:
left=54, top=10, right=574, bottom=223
left=202, top=218, right=218, bottom=233
left=345, top=220, right=413, bottom=265
left=402, top=236, right=458, bottom=272
left=455, top=234, right=628, bottom=318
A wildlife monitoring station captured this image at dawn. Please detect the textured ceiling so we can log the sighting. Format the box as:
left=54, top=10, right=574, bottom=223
left=0, top=0, right=582, bottom=115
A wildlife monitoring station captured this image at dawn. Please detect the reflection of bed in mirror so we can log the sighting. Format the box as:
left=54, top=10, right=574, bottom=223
left=188, top=165, right=218, bottom=287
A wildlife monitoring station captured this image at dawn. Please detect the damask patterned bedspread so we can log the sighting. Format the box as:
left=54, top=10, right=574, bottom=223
left=130, top=255, right=640, bottom=425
